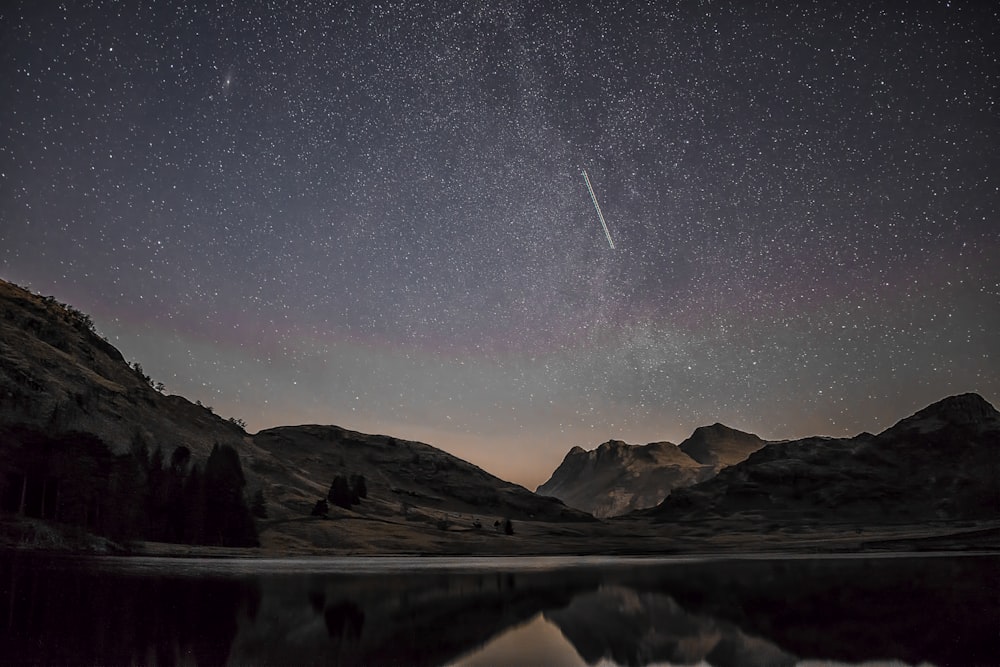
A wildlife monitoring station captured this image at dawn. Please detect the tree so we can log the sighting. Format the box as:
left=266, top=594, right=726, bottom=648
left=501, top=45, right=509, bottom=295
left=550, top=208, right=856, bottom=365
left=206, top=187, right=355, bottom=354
left=311, top=499, right=329, bottom=517
left=130, top=362, right=155, bottom=388
left=203, top=443, right=258, bottom=547
left=349, top=474, right=367, bottom=501
left=182, top=465, right=206, bottom=544
left=504, top=518, right=514, bottom=535
left=146, top=446, right=169, bottom=540
left=170, top=446, right=191, bottom=474
left=106, top=449, right=147, bottom=541
left=165, top=446, right=192, bottom=542
left=251, top=489, right=268, bottom=519
left=327, top=475, right=354, bottom=509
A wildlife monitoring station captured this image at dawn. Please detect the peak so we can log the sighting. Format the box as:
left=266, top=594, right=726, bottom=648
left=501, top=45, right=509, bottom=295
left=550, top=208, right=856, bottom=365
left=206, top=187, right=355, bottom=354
left=678, top=423, right=765, bottom=467
left=558, top=445, right=591, bottom=465
left=688, top=423, right=761, bottom=442
left=643, top=440, right=677, bottom=449
left=694, top=423, right=731, bottom=434
left=883, top=393, right=999, bottom=436
left=597, top=439, right=629, bottom=450
left=919, top=393, right=996, bottom=420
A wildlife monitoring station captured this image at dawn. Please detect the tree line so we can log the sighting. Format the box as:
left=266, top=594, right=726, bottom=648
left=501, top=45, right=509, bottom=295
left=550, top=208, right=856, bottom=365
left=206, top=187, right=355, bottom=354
left=0, top=426, right=258, bottom=548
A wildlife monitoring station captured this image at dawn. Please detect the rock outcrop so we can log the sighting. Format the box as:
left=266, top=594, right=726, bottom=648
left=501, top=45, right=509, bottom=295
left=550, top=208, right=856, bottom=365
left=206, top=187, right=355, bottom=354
left=537, top=439, right=711, bottom=518
left=538, top=424, right=767, bottom=517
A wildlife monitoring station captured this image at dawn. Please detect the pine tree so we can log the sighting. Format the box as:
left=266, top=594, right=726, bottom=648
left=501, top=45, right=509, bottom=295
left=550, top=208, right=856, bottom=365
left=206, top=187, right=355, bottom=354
left=182, top=465, right=206, bottom=544
left=327, top=476, right=354, bottom=509
left=311, top=498, right=329, bottom=517
left=251, top=489, right=268, bottom=519
left=203, top=444, right=258, bottom=547
left=349, top=474, right=367, bottom=501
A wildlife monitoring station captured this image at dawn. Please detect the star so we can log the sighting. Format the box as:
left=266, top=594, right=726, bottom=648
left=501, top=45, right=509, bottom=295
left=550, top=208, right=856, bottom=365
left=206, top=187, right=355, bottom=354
left=0, top=0, right=996, bottom=489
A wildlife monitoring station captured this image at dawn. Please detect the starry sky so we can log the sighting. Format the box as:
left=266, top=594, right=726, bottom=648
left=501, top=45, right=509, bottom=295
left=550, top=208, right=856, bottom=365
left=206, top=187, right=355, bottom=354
left=2, top=1, right=997, bottom=489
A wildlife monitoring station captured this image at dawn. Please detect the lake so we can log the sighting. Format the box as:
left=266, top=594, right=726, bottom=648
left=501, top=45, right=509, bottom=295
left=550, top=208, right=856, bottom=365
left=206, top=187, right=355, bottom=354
left=0, top=552, right=996, bottom=666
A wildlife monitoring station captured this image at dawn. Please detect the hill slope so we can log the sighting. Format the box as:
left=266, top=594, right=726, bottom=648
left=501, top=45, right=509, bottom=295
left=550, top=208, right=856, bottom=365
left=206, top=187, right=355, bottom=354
left=0, top=279, right=248, bottom=461
left=252, top=424, right=591, bottom=524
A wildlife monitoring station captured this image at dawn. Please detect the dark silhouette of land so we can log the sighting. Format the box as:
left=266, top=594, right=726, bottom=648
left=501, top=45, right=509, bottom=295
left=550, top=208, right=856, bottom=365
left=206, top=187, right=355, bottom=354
left=1, top=278, right=998, bottom=555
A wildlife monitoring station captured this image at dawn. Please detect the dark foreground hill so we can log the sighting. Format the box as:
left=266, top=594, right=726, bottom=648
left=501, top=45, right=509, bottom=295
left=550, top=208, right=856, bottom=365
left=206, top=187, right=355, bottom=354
left=252, top=425, right=591, bottom=524
left=537, top=425, right=767, bottom=517
left=647, top=393, right=1000, bottom=526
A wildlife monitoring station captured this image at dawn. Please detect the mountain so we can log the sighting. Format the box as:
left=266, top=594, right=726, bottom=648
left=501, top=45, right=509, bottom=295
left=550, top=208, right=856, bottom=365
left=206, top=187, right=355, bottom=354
left=536, top=440, right=712, bottom=518
left=537, top=424, right=767, bottom=518
left=881, top=392, right=999, bottom=435
left=648, top=393, right=1000, bottom=525
left=678, top=423, right=767, bottom=471
left=0, top=278, right=588, bottom=552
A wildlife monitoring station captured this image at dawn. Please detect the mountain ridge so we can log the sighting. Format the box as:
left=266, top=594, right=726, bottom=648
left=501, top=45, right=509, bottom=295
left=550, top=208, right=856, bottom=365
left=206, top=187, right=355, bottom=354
left=2, top=276, right=997, bottom=554
left=678, top=423, right=767, bottom=470
left=646, top=393, right=1000, bottom=524
left=881, top=392, right=1000, bottom=437
left=537, top=424, right=767, bottom=517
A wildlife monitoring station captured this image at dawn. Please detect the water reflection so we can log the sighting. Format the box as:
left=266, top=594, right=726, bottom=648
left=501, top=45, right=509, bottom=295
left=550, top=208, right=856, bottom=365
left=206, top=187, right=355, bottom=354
left=544, top=586, right=794, bottom=667
left=0, top=553, right=996, bottom=666
left=0, top=554, right=258, bottom=665
left=448, top=614, right=583, bottom=667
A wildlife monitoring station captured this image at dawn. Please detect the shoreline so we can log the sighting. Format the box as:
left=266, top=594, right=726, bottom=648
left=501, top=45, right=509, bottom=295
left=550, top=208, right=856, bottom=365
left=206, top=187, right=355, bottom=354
left=5, top=510, right=999, bottom=559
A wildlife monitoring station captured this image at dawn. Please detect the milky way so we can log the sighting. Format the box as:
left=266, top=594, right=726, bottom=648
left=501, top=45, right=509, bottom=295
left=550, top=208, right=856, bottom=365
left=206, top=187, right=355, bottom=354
left=2, top=1, right=997, bottom=487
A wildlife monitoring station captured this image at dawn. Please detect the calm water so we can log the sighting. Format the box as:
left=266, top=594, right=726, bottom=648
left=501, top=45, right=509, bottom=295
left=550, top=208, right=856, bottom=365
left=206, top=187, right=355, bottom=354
left=0, top=552, right=996, bottom=666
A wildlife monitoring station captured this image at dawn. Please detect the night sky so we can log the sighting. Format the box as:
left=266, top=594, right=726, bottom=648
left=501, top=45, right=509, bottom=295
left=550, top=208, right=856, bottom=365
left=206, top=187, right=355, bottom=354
left=2, top=1, right=997, bottom=489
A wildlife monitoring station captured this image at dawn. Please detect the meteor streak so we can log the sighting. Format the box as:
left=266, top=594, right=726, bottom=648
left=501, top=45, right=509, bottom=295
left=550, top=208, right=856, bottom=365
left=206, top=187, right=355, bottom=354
left=582, top=168, right=615, bottom=249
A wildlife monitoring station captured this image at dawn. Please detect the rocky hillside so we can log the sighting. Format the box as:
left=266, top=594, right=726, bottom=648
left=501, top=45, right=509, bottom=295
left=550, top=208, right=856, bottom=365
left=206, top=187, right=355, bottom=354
left=0, top=279, right=248, bottom=461
left=0, top=278, right=588, bottom=552
left=648, top=393, right=1000, bottom=525
left=537, top=424, right=767, bottom=518
left=536, top=440, right=712, bottom=518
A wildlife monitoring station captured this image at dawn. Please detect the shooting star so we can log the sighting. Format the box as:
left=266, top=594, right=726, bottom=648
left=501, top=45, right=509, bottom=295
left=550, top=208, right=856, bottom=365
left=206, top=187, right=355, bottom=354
left=582, top=168, right=615, bottom=249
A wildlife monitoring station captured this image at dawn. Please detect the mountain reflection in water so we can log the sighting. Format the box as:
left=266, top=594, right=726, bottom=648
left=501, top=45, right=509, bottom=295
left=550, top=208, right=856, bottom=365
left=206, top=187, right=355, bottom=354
left=0, top=554, right=996, bottom=666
